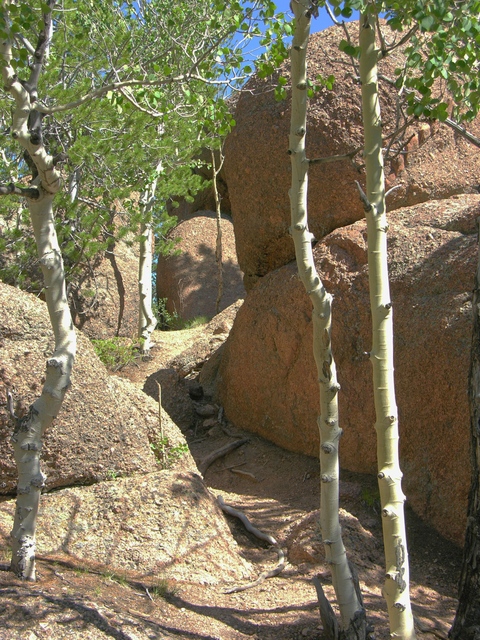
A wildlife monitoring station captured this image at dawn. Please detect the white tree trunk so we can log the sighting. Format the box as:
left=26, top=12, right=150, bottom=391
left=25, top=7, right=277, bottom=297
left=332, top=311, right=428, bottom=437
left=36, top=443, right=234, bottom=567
left=11, top=194, right=76, bottom=580
left=1, top=8, right=76, bottom=580
left=138, top=166, right=160, bottom=353
left=359, top=11, right=416, bottom=638
left=211, top=148, right=224, bottom=316
left=289, top=2, right=364, bottom=633
left=138, top=220, right=157, bottom=352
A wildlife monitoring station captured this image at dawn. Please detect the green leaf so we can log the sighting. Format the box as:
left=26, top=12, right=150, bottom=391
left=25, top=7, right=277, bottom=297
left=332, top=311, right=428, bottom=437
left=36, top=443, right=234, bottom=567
left=339, top=39, right=360, bottom=58
left=420, top=15, right=435, bottom=31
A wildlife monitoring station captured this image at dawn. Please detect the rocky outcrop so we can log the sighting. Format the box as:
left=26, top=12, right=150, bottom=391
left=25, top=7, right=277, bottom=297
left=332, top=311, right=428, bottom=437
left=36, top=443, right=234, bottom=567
left=224, top=25, right=480, bottom=288
left=70, top=237, right=140, bottom=339
left=0, top=281, right=163, bottom=493
left=209, top=194, right=480, bottom=544
left=156, top=211, right=245, bottom=323
left=0, top=281, right=254, bottom=586
left=0, top=471, right=252, bottom=585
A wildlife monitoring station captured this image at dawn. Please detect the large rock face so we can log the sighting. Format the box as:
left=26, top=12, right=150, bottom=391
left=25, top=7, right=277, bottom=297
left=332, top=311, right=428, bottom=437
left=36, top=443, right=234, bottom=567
left=0, top=281, right=166, bottom=493
left=0, top=470, right=252, bottom=585
left=224, top=25, right=480, bottom=289
left=211, top=194, right=480, bottom=544
left=0, top=282, right=253, bottom=586
left=156, top=211, right=245, bottom=322
left=70, top=237, right=140, bottom=339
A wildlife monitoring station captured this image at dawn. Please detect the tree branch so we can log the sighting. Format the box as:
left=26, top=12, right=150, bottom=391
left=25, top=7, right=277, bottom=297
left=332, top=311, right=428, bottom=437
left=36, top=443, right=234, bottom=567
left=355, top=180, right=372, bottom=212
left=0, top=182, right=40, bottom=199
left=308, top=147, right=362, bottom=168
left=0, top=4, right=62, bottom=195
left=444, top=117, right=480, bottom=149
left=35, top=72, right=248, bottom=116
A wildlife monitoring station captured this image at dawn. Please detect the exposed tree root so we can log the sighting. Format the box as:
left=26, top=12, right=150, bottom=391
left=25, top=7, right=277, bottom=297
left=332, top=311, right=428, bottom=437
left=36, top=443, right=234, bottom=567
left=223, top=547, right=285, bottom=594
left=200, top=438, right=249, bottom=475
left=217, top=495, right=285, bottom=594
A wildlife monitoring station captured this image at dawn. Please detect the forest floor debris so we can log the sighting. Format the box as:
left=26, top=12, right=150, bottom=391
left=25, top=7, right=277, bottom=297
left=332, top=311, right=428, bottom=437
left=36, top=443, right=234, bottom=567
left=0, top=325, right=461, bottom=639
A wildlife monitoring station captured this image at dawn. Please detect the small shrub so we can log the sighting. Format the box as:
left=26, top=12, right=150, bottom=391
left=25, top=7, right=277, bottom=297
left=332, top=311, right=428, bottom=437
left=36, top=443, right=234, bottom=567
left=155, top=297, right=180, bottom=330
left=155, top=298, right=210, bottom=331
left=361, top=487, right=380, bottom=512
left=102, top=569, right=129, bottom=587
left=149, top=578, right=179, bottom=599
left=182, top=315, right=210, bottom=329
left=91, top=337, right=140, bottom=371
left=151, top=437, right=189, bottom=469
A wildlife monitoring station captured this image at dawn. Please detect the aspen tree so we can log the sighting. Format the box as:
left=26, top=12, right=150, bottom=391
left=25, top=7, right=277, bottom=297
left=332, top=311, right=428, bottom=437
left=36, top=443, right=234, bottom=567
left=358, top=7, right=415, bottom=638
left=138, top=163, right=162, bottom=354
left=0, top=1, right=76, bottom=580
left=0, top=0, right=291, bottom=579
left=289, top=1, right=366, bottom=636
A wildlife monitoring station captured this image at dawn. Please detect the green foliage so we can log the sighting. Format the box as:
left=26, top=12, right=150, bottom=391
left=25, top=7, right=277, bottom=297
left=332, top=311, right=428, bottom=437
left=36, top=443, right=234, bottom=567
left=339, top=39, right=361, bottom=59
left=0, top=0, right=293, bottom=320
left=154, top=297, right=210, bottom=331
left=155, top=298, right=181, bottom=331
left=360, top=486, right=380, bottom=512
left=390, top=1, right=480, bottom=122
left=182, top=315, right=210, bottom=329
left=321, top=0, right=480, bottom=124
left=150, top=437, right=189, bottom=469
left=91, top=338, right=140, bottom=371
left=101, top=569, right=129, bottom=587
left=306, top=74, right=336, bottom=98
left=149, top=578, right=180, bottom=599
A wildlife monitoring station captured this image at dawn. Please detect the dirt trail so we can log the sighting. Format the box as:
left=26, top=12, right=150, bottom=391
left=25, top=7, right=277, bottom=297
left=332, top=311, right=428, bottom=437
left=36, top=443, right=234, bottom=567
left=121, top=327, right=462, bottom=640
left=0, top=325, right=462, bottom=640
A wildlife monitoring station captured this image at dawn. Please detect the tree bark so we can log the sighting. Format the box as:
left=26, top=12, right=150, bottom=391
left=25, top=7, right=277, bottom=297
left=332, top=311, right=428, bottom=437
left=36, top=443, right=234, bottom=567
left=138, top=220, right=157, bottom=352
left=10, top=194, right=76, bottom=580
left=138, top=164, right=161, bottom=353
left=359, top=10, right=416, bottom=638
left=449, top=218, right=480, bottom=639
left=1, top=2, right=76, bottom=580
left=289, top=2, right=365, bottom=635
left=211, top=148, right=224, bottom=316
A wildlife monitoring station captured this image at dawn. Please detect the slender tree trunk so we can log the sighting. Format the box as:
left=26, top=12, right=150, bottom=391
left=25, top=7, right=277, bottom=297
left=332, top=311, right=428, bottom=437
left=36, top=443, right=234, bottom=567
left=10, top=194, right=76, bottom=580
left=138, top=220, right=157, bottom=352
left=359, top=11, right=416, bottom=638
left=289, top=2, right=366, bottom=635
left=138, top=165, right=160, bottom=353
left=211, top=148, right=224, bottom=316
left=449, top=218, right=480, bottom=640
left=1, top=2, right=76, bottom=580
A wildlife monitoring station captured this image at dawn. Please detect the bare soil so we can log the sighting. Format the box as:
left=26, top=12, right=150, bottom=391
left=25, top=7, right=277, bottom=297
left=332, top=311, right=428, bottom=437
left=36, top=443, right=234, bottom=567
left=0, top=326, right=462, bottom=640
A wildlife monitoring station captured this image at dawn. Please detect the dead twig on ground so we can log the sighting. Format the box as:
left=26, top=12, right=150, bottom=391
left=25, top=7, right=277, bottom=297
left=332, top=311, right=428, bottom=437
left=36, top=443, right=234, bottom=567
left=199, top=438, right=249, bottom=475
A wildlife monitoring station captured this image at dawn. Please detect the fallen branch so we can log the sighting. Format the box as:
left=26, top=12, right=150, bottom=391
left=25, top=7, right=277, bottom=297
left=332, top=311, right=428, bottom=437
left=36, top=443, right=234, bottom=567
left=230, top=468, right=257, bottom=481
left=217, top=495, right=285, bottom=594
left=224, top=547, right=285, bottom=594
left=199, top=438, right=249, bottom=475
left=217, top=495, right=275, bottom=543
